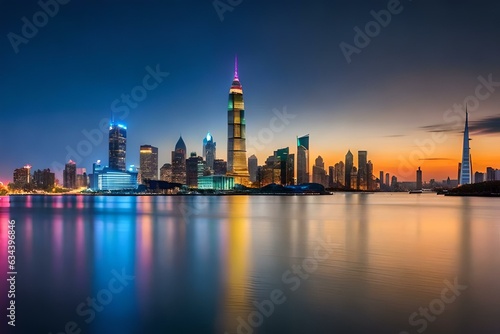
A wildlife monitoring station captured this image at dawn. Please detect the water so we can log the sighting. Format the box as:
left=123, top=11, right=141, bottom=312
left=1, top=193, right=499, bottom=334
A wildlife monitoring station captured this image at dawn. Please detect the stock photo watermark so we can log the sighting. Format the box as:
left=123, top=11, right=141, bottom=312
left=213, top=0, right=243, bottom=22
left=48, top=268, right=135, bottom=334
left=225, top=236, right=336, bottom=334
left=339, top=0, right=409, bottom=64
left=7, top=0, right=71, bottom=54
left=399, top=277, right=467, bottom=334
left=49, top=64, right=169, bottom=175
left=397, top=73, right=500, bottom=178
left=247, top=106, right=296, bottom=155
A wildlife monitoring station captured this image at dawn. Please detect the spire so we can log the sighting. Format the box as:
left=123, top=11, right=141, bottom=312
left=234, top=54, right=239, bottom=79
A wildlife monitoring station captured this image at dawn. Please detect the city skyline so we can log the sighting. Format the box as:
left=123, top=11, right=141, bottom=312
left=1, top=1, right=500, bottom=183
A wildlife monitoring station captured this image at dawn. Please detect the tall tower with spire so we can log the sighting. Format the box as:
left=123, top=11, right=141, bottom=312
left=459, top=107, right=471, bottom=185
left=227, top=56, right=249, bottom=185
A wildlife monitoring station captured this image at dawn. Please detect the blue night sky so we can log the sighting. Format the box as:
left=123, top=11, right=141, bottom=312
left=1, top=0, right=500, bottom=182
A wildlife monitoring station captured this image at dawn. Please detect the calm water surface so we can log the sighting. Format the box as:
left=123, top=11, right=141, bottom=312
left=1, top=193, right=499, bottom=334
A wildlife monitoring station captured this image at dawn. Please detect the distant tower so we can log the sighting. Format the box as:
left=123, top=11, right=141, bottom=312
left=297, top=135, right=310, bottom=184
left=416, top=166, right=423, bottom=190
left=140, top=145, right=159, bottom=181
left=109, top=123, right=127, bottom=171
left=345, top=150, right=353, bottom=189
left=203, top=133, right=216, bottom=170
left=227, top=56, right=249, bottom=184
left=459, top=108, right=471, bottom=185
left=248, top=155, right=258, bottom=183
left=171, top=136, right=187, bottom=184
left=385, top=173, right=390, bottom=187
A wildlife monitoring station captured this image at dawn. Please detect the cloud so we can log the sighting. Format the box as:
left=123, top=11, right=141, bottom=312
left=420, top=114, right=500, bottom=135
left=383, top=134, right=406, bottom=138
left=470, top=114, right=500, bottom=135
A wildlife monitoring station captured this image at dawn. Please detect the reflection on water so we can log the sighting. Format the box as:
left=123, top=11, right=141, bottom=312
left=1, top=194, right=499, bottom=334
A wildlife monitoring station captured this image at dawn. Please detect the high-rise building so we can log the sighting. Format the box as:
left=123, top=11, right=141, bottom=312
left=160, top=163, right=172, bottom=182
left=227, top=56, right=249, bottom=185
left=380, top=171, right=384, bottom=186
left=486, top=167, right=496, bottom=181
left=345, top=150, right=353, bottom=189
left=13, top=165, right=31, bottom=186
left=385, top=173, right=390, bottom=187
left=474, top=172, right=484, bottom=183
left=33, top=169, right=55, bottom=191
left=459, top=110, right=471, bottom=185
left=64, top=160, right=77, bottom=189
left=391, top=175, right=398, bottom=188
left=366, top=160, right=374, bottom=191
left=203, top=133, right=216, bottom=170
left=312, top=155, right=328, bottom=187
left=109, top=123, right=127, bottom=171
left=171, top=136, right=187, bottom=184
left=248, top=155, right=258, bottom=183
left=140, top=145, right=158, bottom=182
left=276, top=147, right=294, bottom=185
left=89, top=161, right=138, bottom=191
left=357, top=151, right=367, bottom=190
left=416, top=167, right=423, bottom=190
left=186, top=152, right=205, bottom=188
left=76, top=168, right=88, bottom=188
left=334, top=161, right=345, bottom=188
left=297, top=134, right=310, bottom=184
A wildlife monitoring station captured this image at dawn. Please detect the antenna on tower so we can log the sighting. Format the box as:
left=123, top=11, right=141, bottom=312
left=234, top=54, right=239, bottom=79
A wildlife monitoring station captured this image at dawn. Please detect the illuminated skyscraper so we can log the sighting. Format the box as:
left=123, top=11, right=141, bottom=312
left=13, top=165, right=31, bottom=186
left=345, top=150, right=353, bottom=189
left=297, top=134, right=309, bottom=184
left=140, top=145, right=158, bottom=181
left=171, top=136, right=187, bottom=184
left=203, top=133, right=216, bottom=170
left=459, top=109, right=471, bottom=185
left=109, top=123, right=127, bottom=171
left=227, top=56, right=249, bottom=184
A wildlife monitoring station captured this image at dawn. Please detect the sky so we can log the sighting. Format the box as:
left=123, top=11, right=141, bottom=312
left=1, top=0, right=500, bottom=183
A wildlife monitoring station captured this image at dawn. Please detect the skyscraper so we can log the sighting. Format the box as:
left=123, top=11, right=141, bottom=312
left=171, top=136, right=187, bottom=184
left=357, top=150, right=367, bottom=190
left=276, top=147, right=294, bottom=185
left=203, top=133, right=216, bottom=171
left=248, top=155, right=258, bottom=183
left=459, top=109, right=471, bottom=185
left=379, top=171, right=384, bottom=186
left=312, top=155, right=327, bottom=187
left=13, top=165, right=31, bottom=186
left=140, top=145, right=158, bottom=182
left=186, top=152, right=205, bottom=188
left=63, top=160, right=77, bottom=189
left=345, top=150, right=353, bottom=189
left=297, top=134, right=309, bottom=184
left=109, top=123, right=127, bottom=171
left=160, top=163, right=172, bottom=182
left=33, top=169, right=55, bottom=191
left=227, top=56, right=249, bottom=184
left=416, top=167, right=423, bottom=190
